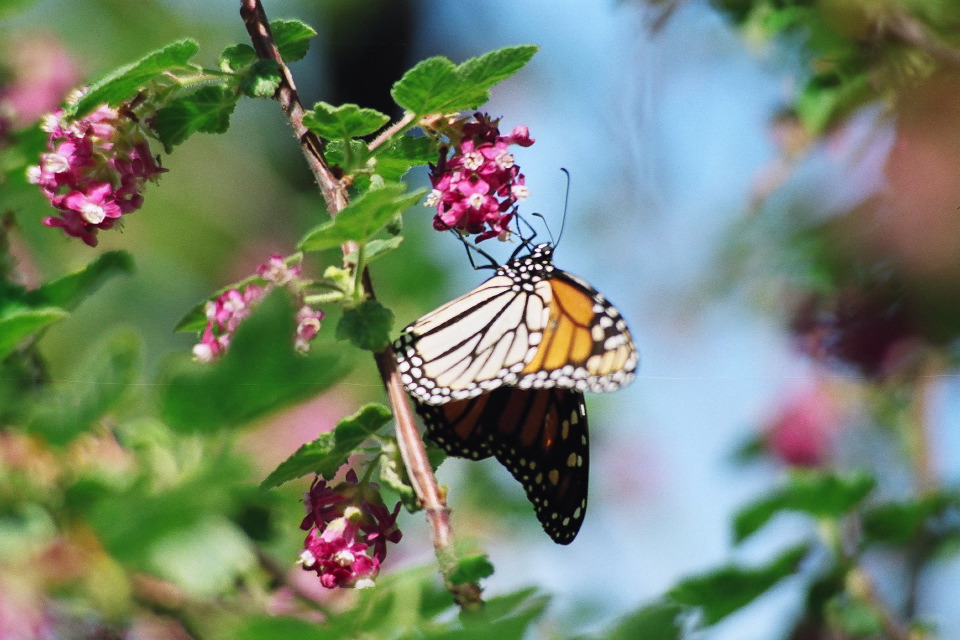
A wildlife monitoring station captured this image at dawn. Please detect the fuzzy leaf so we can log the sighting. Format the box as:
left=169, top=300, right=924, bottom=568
left=260, top=403, right=393, bottom=489
left=298, top=184, right=425, bottom=252
left=449, top=554, right=495, bottom=585
left=0, top=308, right=68, bottom=361
left=734, top=470, right=875, bottom=542
left=26, top=251, right=134, bottom=311
left=343, top=237, right=404, bottom=266
left=604, top=601, right=686, bottom=640
left=377, top=439, right=417, bottom=510
left=70, top=39, right=200, bottom=118
left=669, top=545, right=808, bottom=626
left=303, top=102, right=389, bottom=140
left=272, top=19, right=317, bottom=62
left=219, top=44, right=257, bottom=72
left=154, top=85, right=237, bottom=151
left=336, top=300, right=394, bottom=352
left=240, top=59, right=282, bottom=98
left=373, top=136, right=437, bottom=180
left=26, top=332, right=141, bottom=445
left=391, top=45, right=537, bottom=116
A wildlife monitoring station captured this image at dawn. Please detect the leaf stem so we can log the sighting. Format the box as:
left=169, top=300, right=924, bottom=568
left=368, top=111, right=416, bottom=153
left=240, top=0, right=479, bottom=608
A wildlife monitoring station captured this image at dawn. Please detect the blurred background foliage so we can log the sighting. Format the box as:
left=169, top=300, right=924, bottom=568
left=5, top=0, right=960, bottom=638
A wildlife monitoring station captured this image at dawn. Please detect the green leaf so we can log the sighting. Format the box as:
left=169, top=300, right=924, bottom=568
left=669, top=545, right=808, bottom=626
left=26, top=332, right=141, bottom=445
left=154, top=85, right=238, bottom=151
left=392, top=45, right=538, bottom=116
left=25, top=251, right=134, bottom=310
left=373, top=135, right=437, bottom=181
left=796, top=71, right=872, bottom=134
left=0, top=308, right=68, bottom=361
left=219, top=44, right=257, bottom=72
left=449, top=554, right=495, bottom=585
left=324, top=139, right=371, bottom=173
left=826, top=594, right=886, bottom=637
left=303, top=101, right=390, bottom=140
left=69, top=39, right=200, bottom=118
left=260, top=403, right=392, bottom=489
left=604, top=601, right=686, bottom=640
left=240, top=59, right=282, bottom=98
left=734, top=470, right=875, bottom=542
left=272, top=18, right=317, bottom=62
left=298, top=184, right=425, bottom=252
left=336, top=300, right=394, bottom=352
left=378, top=439, right=417, bottom=510
left=159, top=292, right=347, bottom=433
left=0, top=0, right=36, bottom=20
left=344, top=237, right=403, bottom=265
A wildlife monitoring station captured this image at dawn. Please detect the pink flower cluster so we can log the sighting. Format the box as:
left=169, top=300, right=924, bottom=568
left=27, top=102, right=166, bottom=246
left=425, top=113, right=534, bottom=242
left=299, top=471, right=402, bottom=589
left=193, top=255, right=324, bottom=362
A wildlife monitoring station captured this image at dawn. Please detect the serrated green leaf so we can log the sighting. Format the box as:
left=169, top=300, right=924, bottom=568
left=25, top=251, right=134, bottom=311
left=344, top=237, right=403, bottom=265
left=303, top=101, right=389, bottom=140
left=734, top=470, right=875, bottom=542
left=260, top=403, right=393, bottom=489
left=325, top=139, right=371, bottom=173
left=449, top=554, right=495, bottom=585
left=219, top=44, right=257, bottom=72
left=154, top=85, right=237, bottom=151
left=240, top=59, right=282, bottom=98
left=26, top=332, right=141, bottom=445
left=336, top=300, right=394, bottom=352
left=669, top=545, right=808, bottom=626
left=391, top=45, right=538, bottom=116
left=605, top=601, right=685, bottom=640
left=272, top=18, right=317, bottom=62
left=69, top=39, right=200, bottom=118
left=0, top=308, right=68, bottom=361
left=159, top=292, right=347, bottom=433
left=298, top=184, right=425, bottom=252
left=373, top=136, right=437, bottom=181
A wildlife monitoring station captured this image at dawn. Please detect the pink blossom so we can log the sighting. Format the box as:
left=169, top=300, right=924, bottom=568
left=425, top=113, right=534, bottom=242
left=298, top=471, right=402, bottom=589
left=29, top=101, right=167, bottom=246
left=763, top=383, right=841, bottom=467
left=294, top=305, right=324, bottom=353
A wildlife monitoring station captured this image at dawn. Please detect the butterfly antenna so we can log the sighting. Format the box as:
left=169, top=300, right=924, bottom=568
left=556, top=167, right=571, bottom=248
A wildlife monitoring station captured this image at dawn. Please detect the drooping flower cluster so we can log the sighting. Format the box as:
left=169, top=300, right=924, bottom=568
left=193, top=255, right=324, bottom=362
left=424, top=112, right=534, bottom=242
left=27, top=97, right=166, bottom=246
left=298, top=471, right=402, bottom=589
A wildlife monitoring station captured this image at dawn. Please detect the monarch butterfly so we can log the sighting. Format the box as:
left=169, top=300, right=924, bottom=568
left=394, top=242, right=637, bottom=543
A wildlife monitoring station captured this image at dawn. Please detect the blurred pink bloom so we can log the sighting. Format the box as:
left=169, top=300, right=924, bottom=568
left=763, top=383, right=841, bottom=467
left=0, top=34, right=80, bottom=129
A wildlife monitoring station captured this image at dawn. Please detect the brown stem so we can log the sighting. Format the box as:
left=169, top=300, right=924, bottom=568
left=368, top=111, right=416, bottom=152
left=239, top=0, right=478, bottom=607
left=885, top=12, right=960, bottom=68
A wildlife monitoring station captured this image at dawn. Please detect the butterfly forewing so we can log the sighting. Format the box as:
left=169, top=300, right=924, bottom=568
left=414, top=386, right=589, bottom=544
left=394, top=244, right=637, bottom=406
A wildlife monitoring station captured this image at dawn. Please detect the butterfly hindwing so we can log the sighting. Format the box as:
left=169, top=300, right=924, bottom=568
left=414, top=386, right=589, bottom=544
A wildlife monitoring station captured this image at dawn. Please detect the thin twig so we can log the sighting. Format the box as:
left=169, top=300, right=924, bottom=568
left=368, top=111, right=416, bottom=152
left=239, top=0, right=478, bottom=607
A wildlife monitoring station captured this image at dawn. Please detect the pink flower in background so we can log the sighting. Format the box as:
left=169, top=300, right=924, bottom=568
left=28, top=101, right=166, bottom=246
left=425, top=113, right=534, bottom=242
left=763, top=383, right=841, bottom=467
left=193, top=255, right=324, bottom=362
left=0, top=34, right=80, bottom=131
